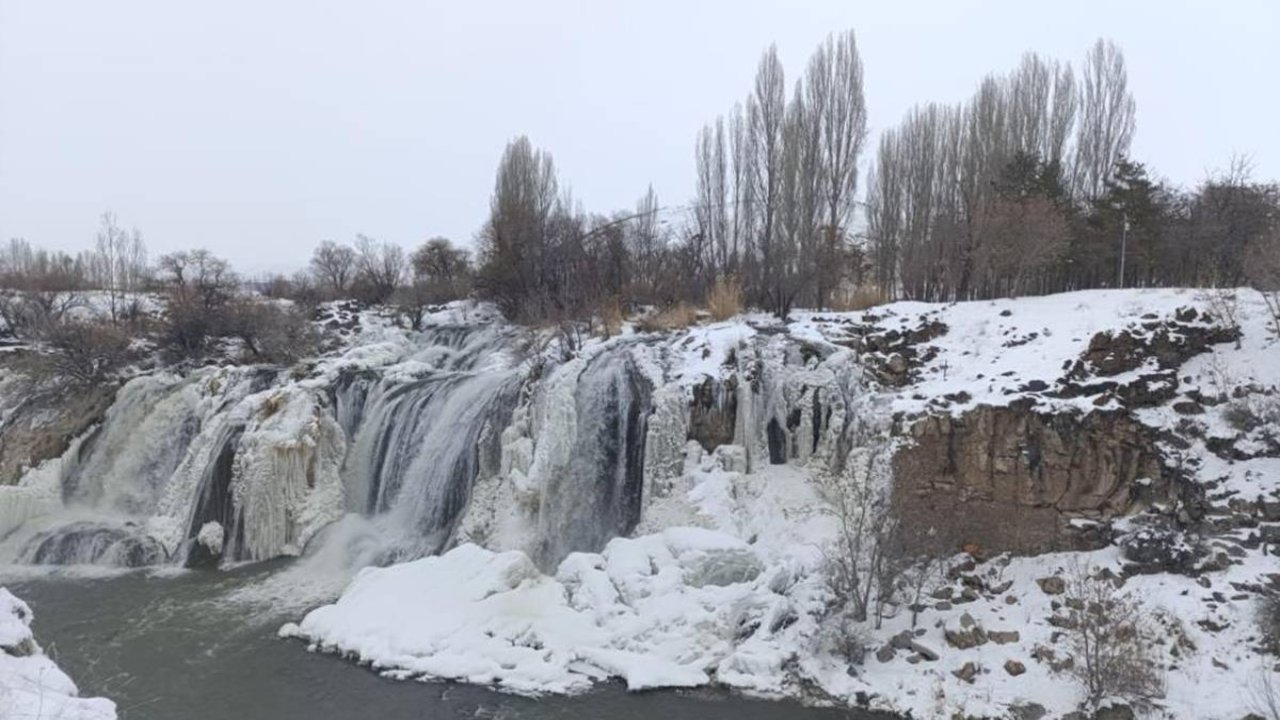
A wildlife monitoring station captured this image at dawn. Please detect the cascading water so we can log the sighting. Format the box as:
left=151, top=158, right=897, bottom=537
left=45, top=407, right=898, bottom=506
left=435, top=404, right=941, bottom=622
left=0, top=313, right=863, bottom=581
left=328, top=325, right=524, bottom=565
left=531, top=343, right=653, bottom=569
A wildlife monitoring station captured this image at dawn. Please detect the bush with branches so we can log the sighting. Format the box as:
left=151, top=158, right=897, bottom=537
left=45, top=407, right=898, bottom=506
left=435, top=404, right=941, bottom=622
left=816, top=444, right=904, bottom=663
left=35, top=319, right=135, bottom=384
left=1059, top=564, right=1165, bottom=711
left=226, top=299, right=318, bottom=365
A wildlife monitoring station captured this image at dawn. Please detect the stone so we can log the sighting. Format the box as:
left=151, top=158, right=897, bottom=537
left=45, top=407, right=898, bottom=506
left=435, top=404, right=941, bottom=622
left=875, top=645, right=896, bottom=663
left=889, top=630, right=915, bottom=650
left=945, top=615, right=988, bottom=649
left=988, top=579, right=1014, bottom=595
left=1008, top=703, right=1048, bottom=720
left=952, top=661, right=980, bottom=683
left=1093, top=704, right=1136, bottom=720
left=1037, top=576, right=1066, bottom=595
left=909, top=641, right=939, bottom=662
left=989, top=629, right=1021, bottom=645
left=1172, top=400, right=1205, bottom=415
left=1004, top=659, right=1026, bottom=676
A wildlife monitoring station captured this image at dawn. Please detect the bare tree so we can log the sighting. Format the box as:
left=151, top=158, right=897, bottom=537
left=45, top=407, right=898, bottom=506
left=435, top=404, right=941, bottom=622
left=1073, top=39, right=1136, bottom=201
left=1060, top=564, right=1165, bottom=711
left=226, top=299, right=319, bottom=364
left=749, top=45, right=787, bottom=312
left=808, top=29, right=868, bottom=307
left=157, top=249, right=239, bottom=358
left=476, top=135, right=562, bottom=319
left=1246, top=226, right=1280, bottom=339
left=352, top=235, right=407, bottom=305
left=93, top=212, right=147, bottom=324
left=309, top=240, right=357, bottom=298
left=817, top=445, right=899, bottom=644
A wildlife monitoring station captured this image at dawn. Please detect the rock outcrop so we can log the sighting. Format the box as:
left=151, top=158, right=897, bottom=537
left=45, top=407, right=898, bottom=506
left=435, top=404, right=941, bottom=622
left=0, top=377, right=118, bottom=485
left=892, top=403, right=1175, bottom=556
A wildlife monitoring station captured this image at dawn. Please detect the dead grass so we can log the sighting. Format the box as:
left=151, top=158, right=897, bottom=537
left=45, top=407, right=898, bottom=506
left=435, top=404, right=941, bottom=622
left=637, top=302, right=698, bottom=333
left=259, top=393, right=285, bottom=419
left=828, top=284, right=887, bottom=312
left=706, top=276, right=744, bottom=322
left=595, top=296, right=625, bottom=337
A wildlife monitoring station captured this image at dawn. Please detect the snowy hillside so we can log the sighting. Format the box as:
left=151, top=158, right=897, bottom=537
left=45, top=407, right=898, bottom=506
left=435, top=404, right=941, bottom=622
left=282, top=289, right=1280, bottom=720
left=2, top=288, right=1278, bottom=719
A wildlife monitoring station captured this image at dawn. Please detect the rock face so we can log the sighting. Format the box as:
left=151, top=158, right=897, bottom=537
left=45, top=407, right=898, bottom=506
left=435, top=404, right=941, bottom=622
left=892, top=404, right=1174, bottom=556
left=688, top=376, right=737, bottom=452
left=0, top=377, right=119, bottom=485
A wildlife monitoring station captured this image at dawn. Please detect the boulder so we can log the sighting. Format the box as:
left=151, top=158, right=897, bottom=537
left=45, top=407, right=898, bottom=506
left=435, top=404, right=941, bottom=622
left=989, top=629, right=1021, bottom=644
left=909, top=641, right=940, bottom=662
left=1004, top=659, right=1026, bottom=676
left=1037, top=576, right=1066, bottom=595
left=944, top=613, right=988, bottom=649
left=951, top=661, right=980, bottom=683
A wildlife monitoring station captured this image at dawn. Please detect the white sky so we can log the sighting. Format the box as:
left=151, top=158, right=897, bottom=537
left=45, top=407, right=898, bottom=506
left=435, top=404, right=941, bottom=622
left=1, top=0, right=1276, bottom=274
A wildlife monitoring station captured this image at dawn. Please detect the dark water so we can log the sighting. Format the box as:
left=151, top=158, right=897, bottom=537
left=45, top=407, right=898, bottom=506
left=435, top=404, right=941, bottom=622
left=7, top=564, right=880, bottom=720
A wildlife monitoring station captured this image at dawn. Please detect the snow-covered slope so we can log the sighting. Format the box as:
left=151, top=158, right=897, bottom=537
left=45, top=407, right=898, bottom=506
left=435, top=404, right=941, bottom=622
left=3, top=289, right=1278, bottom=719
left=282, top=289, right=1280, bottom=720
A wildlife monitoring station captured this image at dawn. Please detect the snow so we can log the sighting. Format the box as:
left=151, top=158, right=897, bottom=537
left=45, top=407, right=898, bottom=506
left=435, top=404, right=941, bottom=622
left=279, top=287, right=1280, bottom=719
left=0, top=588, right=117, bottom=720
left=6, top=287, right=1280, bottom=718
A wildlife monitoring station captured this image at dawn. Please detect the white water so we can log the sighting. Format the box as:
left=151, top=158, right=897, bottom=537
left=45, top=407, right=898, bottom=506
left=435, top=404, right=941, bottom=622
left=0, top=317, right=862, bottom=586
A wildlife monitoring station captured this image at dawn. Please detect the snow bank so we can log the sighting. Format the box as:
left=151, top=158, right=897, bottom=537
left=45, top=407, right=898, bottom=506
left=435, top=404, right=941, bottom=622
left=0, top=588, right=116, bottom=720
left=284, top=524, right=820, bottom=695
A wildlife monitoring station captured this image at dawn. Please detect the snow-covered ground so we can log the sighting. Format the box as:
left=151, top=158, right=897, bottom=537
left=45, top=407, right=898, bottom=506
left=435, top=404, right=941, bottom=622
left=0, top=588, right=117, bottom=720
left=281, top=289, right=1280, bottom=720
left=3, top=288, right=1278, bottom=719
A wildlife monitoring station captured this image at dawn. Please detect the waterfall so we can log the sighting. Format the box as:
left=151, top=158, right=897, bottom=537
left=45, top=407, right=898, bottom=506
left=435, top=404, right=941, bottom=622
left=531, top=344, right=653, bottom=569
left=335, top=326, right=523, bottom=564
left=2, top=316, right=871, bottom=576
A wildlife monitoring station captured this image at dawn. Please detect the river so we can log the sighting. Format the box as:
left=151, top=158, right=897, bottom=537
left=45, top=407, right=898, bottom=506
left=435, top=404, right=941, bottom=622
left=7, top=563, right=881, bottom=720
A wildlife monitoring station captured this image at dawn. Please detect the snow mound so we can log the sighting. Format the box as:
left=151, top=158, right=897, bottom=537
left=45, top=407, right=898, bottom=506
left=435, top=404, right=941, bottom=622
left=284, top=527, right=808, bottom=695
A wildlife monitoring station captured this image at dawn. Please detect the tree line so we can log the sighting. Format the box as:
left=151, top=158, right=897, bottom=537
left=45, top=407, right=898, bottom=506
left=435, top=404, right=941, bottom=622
left=3, top=31, right=1278, bottom=350
left=866, top=40, right=1280, bottom=302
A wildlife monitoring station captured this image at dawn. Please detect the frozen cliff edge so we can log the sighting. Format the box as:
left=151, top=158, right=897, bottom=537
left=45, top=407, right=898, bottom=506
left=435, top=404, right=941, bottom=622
left=0, top=587, right=117, bottom=720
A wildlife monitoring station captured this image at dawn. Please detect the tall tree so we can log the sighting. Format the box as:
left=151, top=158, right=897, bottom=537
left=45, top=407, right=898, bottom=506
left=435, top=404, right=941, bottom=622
left=1073, top=39, right=1136, bottom=201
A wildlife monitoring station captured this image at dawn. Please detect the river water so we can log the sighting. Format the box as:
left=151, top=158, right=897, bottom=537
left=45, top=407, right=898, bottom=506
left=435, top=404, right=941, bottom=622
left=7, top=563, right=881, bottom=720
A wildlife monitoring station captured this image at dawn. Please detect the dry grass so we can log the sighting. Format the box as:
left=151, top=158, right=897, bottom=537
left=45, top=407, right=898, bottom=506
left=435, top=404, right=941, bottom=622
left=259, top=393, right=285, bottom=419
left=828, top=284, right=887, bottom=312
left=706, top=276, right=744, bottom=321
left=595, top=296, right=625, bottom=337
left=637, top=302, right=698, bottom=333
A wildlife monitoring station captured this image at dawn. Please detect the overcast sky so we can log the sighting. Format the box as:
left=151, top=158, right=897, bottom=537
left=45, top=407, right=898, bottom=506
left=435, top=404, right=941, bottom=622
left=1, top=0, right=1276, bottom=274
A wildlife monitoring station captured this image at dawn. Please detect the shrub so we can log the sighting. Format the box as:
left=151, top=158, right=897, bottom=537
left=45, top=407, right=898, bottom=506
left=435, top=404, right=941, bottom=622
left=228, top=300, right=319, bottom=365
left=1060, top=564, right=1165, bottom=710
left=39, top=319, right=135, bottom=384
left=1260, top=592, right=1280, bottom=656
left=706, top=276, right=743, bottom=322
